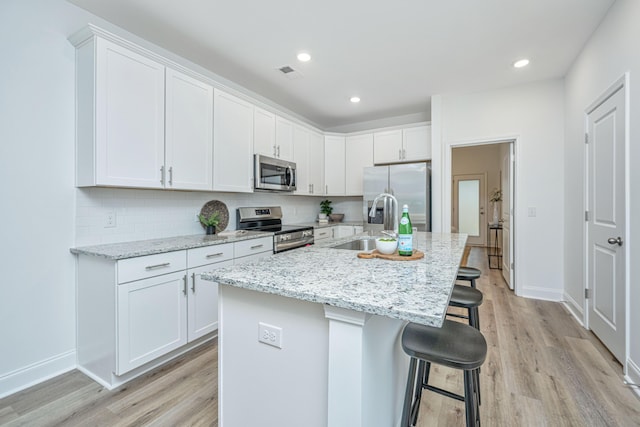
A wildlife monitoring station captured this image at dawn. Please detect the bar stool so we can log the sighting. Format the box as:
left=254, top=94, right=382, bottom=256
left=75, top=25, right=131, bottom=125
left=457, top=266, right=481, bottom=289
left=447, top=284, right=483, bottom=330
left=401, top=320, right=487, bottom=427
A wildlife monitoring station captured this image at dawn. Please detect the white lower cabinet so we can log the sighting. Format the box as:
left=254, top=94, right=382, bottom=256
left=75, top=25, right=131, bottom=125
left=314, top=228, right=333, bottom=241
left=116, top=271, right=188, bottom=375
left=333, top=226, right=356, bottom=239
left=76, top=237, right=272, bottom=389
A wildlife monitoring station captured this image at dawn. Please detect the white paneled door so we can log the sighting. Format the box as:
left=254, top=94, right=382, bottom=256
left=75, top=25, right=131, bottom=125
left=586, top=82, right=626, bottom=363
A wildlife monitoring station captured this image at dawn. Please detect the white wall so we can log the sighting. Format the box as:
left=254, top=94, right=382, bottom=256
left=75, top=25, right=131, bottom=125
left=431, top=79, right=565, bottom=301
left=0, top=0, right=91, bottom=397
left=563, top=0, right=640, bottom=386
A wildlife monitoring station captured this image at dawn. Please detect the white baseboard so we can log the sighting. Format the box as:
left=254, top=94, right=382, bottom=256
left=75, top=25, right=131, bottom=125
left=0, top=350, right=76, bottom=399
left=519, top=285, right=563, bottom=302
left=561, top=292, right=585, bottom=327
left=625, top=358, right=640, bottom=399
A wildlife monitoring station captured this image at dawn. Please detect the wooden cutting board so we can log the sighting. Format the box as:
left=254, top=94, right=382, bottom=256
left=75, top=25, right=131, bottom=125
left=357, top=249, right=424, bottom=261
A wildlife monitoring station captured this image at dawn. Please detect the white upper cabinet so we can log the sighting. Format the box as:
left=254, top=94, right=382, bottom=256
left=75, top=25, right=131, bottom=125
left=373, top=125, right=431, bottom=164
left=275, top=116, right=294, bottom=161
left=294, top=126, right=324, bottom=195
left=373, top=129, right=403, bottom=165
left=253, top=107, right=276, bottom=158
left=213, top=89, right=254, bottom=193
left=293, top=125, right=310, bottom=195
left=402, top=125, right=431, bottom=162
left=80, top=38, right=166, bottom=188
left=309, top=131, right=325, bottom=195
left=73, top=31, right=215, bottom=191
left=345, top=133, right=374, bottom=195
left=324, top=136, right=345, bottom=196
left=165, top=68, right=214, bottom=191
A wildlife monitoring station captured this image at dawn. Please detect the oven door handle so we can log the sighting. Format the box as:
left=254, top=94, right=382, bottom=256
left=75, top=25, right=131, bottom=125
left=275, top=236, right=314, bottom=252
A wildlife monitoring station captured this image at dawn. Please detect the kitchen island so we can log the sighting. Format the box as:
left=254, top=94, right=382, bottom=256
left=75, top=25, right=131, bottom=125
left=202, top=232, right=467, bottom=427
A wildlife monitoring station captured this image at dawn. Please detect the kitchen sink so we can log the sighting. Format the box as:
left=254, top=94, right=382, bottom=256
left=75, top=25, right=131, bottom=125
left=331, top=238, right=376, bottom=251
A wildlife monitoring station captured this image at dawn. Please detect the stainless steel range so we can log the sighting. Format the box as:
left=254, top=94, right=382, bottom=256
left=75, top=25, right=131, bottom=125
left=237, top=206, right=314, bottom=253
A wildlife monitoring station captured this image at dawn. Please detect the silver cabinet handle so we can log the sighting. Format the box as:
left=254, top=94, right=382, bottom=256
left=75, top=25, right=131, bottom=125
left=183, top=275, right=188, bottom=295
left=607, top=236, right=623, bottom=246
left=206, top=252, right=224, bottom=258
left=160, top=165, right=165, bottom=185
left=168, top=166, right=173, bottom=186
left=326, top=185, right=328, bottom=194
left=273, top=145, right=277, bottom=157
left=250, top=244, right=264, bottom=250
left=399, top=149, right=402, bottom=160
left=191, top=272, right=196, bottom=292
left=145, top=262, right=170, bottom=270
left=402, top=148, right=406, bottom=159
left=277, top=145, right=281, bottom=157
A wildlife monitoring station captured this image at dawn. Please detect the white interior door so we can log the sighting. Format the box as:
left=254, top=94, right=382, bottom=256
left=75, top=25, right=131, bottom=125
left=586, top=83, right=626, bottom=363
left=501, top=146, right=514, bottom=289
left=452, top=174, right=486, bottom=246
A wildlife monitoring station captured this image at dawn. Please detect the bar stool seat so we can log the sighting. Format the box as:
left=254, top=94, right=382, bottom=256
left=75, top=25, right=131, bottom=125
left=401, top=320, right=487, bottom=427
left=457, top=266, right=482, bottom=288
left=448, top=284, right=483, bottom=330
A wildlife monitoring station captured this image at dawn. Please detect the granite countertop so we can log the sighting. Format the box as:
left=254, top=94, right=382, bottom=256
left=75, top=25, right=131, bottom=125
left=70, top=230, right=272, bottom=260
left=202, top=232, right=467, bottom=327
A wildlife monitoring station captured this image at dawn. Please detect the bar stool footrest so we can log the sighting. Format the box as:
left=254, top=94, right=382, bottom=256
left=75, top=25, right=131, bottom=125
left=446, top=312, right=470, bottom=320
left=423, top=384, right=465, bottom=402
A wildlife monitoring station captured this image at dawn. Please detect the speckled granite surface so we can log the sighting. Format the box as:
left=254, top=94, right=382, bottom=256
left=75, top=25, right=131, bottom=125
left=70, top=230, right=272, bottom=260
left=202, top=232, right=467, bottom=327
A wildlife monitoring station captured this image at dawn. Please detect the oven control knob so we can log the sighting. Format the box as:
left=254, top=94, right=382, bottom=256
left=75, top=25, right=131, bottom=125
left=281, top=234, right=290, bottom=241
left=303, top=230, right=313, bottom=237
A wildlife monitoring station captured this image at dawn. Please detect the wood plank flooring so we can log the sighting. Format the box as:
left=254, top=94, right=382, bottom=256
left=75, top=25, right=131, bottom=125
left=1, top=247, right=638, bottom=426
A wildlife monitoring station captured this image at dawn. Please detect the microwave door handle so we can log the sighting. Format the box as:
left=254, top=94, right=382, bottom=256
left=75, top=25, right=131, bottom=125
left=287, top=165, right=293, bottom=189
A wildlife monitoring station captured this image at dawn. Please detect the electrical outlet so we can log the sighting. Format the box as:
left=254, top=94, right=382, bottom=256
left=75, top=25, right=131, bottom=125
left=105, top=211, right=116, bottom=228
left=258, top=322, right=283, bottom=349
left=528, top=207, right=537, bottom=217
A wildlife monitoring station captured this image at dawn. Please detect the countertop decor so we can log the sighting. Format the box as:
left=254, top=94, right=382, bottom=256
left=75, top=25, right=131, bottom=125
left=199, top=200, right=229, bottom=232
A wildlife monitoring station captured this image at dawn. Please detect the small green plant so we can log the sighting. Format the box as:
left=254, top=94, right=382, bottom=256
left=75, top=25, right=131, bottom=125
left=199, top=212, right=221, bottom=227
left=320, top=199, right=333, bottom=215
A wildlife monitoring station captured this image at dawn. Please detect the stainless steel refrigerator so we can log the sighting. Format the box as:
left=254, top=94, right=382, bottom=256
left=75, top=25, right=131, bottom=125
left=363, top=162, right=431, bottom=233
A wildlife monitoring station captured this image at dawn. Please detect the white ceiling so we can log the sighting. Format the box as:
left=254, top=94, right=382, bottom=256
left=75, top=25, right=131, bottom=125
left=68, top=0, right=614, bottom=130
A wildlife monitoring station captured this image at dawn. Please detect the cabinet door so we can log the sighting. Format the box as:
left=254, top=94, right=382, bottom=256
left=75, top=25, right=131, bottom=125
left=345, top=133, right=374, bottom=195
left=254, top=107, right=276, bottom=157
left=373, top=129, right=403, bottom=164
left=188, top=260, right=233, bottom=341
left=116, top=271, right=187, bottom=374
left=403, top=125, right=431, bottom=161
left=314, top=228, right=333, bottom=241
left=95, top=38, right=165, bottom=188
left=308, top=131, right=325, bottom=195
left=165, top=68, right=214, bottom=190
left=293, top=125, right=310, bottom=195
left=324, top=136, right=345, bottom=195
left=213, top=89, right=254, bottom=192
left=275, top=116, right=294, bottom=161
left=334, top=226, right=355, bottom=239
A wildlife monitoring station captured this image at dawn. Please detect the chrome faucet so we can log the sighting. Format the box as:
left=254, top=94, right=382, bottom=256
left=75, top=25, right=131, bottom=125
left=369, top=193, right=399, bottom=236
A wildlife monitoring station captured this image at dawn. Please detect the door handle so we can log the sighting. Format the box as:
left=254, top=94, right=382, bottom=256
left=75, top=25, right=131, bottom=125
left=607, top=236, right=623, bottom=246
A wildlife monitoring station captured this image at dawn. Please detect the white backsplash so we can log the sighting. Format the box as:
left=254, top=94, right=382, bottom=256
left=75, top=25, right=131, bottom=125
left=75, top=188, right=363, bottom=246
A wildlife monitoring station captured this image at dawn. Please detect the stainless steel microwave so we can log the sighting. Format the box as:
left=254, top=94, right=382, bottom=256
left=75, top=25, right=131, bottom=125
left=254, top=154, right=297, bottom=192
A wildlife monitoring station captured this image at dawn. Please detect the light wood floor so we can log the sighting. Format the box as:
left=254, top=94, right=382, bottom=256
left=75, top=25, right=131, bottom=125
left=1, top=247, right=639, bottom=426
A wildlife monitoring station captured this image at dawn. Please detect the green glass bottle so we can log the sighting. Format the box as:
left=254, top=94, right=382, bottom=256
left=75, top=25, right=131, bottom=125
left=398, top=204, right=413, bottom=256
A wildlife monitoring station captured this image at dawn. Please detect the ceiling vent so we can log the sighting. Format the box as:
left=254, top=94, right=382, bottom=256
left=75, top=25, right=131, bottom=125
left=277, top=65, right=303, bottom=80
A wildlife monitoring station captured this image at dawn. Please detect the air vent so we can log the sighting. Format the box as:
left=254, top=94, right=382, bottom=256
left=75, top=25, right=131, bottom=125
left=277, top=65, right=303, bottom=80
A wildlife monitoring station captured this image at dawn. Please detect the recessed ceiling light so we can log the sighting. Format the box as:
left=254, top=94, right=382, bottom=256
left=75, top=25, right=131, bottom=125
left=297, top=52, right=311, bottom=62
left=513, top=59, right=530, bottom=68
left=350, top=96, right=361, bottom=103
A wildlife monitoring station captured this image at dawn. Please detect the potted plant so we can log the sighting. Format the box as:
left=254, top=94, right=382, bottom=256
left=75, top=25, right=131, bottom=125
left=199, top=212, right=220, bottom=235
left=319, top=199, right=333, bottom=220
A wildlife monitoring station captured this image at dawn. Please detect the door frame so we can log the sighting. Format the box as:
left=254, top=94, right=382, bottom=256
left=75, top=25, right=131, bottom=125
left=452, top=173, right=487, bottom=246
left=444, top=137, right=518, bottom=294
left=583, top=73, right=630, bottom=366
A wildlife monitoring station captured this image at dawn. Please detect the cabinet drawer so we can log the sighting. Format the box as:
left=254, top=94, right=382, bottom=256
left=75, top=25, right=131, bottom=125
left=117, top=251, right=186, bottom=284
left=234, top=236, right=273, bottom=258
left=314, top=228, right=333, bottom=240
left=187, top=243, right=234, bottom=268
